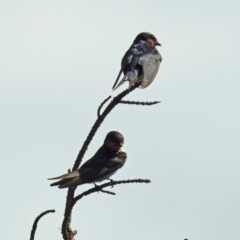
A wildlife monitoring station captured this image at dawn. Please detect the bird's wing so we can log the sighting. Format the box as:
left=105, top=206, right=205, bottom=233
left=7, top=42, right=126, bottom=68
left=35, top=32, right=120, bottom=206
left=79, top=146, right=107, bottom=170
left=138, top=51, right=162, bottom=89
left=112, top=44, right=142, bottom=90
left=106, top=152, right=127, bottom=168
left=80, top=152, right=127, bottom=183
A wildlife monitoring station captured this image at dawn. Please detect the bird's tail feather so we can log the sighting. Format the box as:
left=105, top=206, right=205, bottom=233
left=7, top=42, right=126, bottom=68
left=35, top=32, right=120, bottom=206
left=49, top=177, right=82, bottom=188
left=50, top=179, right=70, bottom=187
left=113, top=71, right=138, bottom=91
left=48, top=170, right=80, bottom=180
left=128, top=76, right=139, bottom=89
left=113, top=78, right=127, bottom=90
left=112, top=68, right=123, bottom=90
left=59, top=178, right=82, bottom=188
left=48, top=170, right=81, bottom=188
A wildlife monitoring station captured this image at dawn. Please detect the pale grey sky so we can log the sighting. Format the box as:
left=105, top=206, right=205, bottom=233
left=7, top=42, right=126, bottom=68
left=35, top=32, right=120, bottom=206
left=0, top=1, right=240, bottom=239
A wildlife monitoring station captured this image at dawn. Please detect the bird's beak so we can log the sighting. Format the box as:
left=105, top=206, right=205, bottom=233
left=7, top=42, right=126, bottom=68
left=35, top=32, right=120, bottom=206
left=119, top=143, right=123, bottom=147
left=155, top=42, right=161, bottom=46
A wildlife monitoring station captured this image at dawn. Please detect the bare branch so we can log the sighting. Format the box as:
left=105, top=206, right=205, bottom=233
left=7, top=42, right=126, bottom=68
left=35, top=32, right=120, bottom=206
left=62, top=82, right=142, bottom=240
left=62, top=178, right=151, bottom=232
left=30, top=209, right=55, bottom=240
left=97, top=95, right=111, bottom=117
left=74, top=178, right=151, bottom=203
left=75, top=179, right=150, bottom=213
left=120, top=100, right=160, bottom=106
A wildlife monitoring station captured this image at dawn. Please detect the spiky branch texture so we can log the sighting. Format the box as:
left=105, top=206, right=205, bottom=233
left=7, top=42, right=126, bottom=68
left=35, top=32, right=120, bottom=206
left=97, top=95, right=111, bottom=117
left=120, top=100, right=160, bottom=106
left=30, top=209, right=55, bottom=240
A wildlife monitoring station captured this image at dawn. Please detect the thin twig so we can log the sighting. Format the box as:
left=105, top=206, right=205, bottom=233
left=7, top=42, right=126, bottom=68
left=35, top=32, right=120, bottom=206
left=73, top=178, right=151, bottom=204
left=30, top=209, right=55, bottom=240
left=93, top=183, right=116, bottom=195
left=97, top=95, right=111, bottom=117
left=120, top=100, right=160, bottom=106
left=99, top=189, right=116, bottom=195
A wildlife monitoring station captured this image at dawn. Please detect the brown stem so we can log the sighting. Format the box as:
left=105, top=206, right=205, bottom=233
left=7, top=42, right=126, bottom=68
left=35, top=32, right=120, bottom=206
left=97, top=95, right=111, bottom=117
left=30, top=209, right=55, bottom=240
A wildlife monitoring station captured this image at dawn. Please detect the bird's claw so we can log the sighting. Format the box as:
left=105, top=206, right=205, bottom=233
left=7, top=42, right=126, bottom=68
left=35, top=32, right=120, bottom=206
left=109, top=179, right=115, bottom=188
left=94, top=183, right=101, bottom=193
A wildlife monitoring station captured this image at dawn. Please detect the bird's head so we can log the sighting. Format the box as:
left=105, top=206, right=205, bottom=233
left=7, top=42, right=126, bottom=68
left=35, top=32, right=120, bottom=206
left=104, top=131, right=124, bottom=151
left=133, top=32, right=161, bottom=47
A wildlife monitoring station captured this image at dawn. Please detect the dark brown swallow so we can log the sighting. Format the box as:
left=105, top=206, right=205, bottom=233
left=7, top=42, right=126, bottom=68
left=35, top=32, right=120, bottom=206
left=112, top=32, right=162, bottom=90
left=48, top=131, right=127, bottom=188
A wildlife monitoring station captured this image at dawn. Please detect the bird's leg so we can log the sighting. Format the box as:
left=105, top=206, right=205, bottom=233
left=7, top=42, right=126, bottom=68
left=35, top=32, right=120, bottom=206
left=94, top=183, right=101, bottom=193
left=109, top=178, right=115, bottom=188
left=94, top=182, right=115, bottom=195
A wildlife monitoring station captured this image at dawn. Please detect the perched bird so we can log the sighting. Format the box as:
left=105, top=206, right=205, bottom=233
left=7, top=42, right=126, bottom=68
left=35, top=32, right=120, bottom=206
left=48, top=131, right=127, bottom=188
left=112, top=32, right=162, bottom=90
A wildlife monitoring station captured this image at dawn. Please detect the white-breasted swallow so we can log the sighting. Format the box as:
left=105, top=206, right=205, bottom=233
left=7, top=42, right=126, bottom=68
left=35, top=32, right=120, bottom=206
left=112, top=32, right=162, bottom=90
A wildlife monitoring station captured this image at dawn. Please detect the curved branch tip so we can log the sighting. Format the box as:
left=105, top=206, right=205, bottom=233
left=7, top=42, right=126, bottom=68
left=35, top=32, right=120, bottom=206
left=30, top=209, right=55, bottom=240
